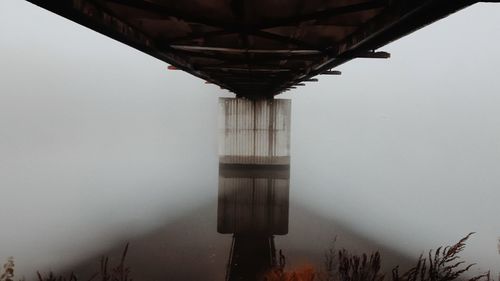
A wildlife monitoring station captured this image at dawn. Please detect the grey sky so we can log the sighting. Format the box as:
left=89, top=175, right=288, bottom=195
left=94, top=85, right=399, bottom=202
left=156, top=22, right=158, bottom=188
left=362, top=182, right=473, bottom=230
left=1, top=0, right=500, bottom=278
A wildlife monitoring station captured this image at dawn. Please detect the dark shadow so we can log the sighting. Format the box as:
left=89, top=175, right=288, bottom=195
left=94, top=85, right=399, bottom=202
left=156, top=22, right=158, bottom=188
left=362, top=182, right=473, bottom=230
left=62, top=200, right=414, bottom=281
left=218, top=163, right=289, bottom=281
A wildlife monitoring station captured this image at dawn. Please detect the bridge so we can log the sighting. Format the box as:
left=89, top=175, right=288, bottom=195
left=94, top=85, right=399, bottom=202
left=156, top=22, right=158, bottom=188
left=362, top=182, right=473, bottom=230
left=19, top=1, right=500, bottom=281
left=25, top=0, right=498, bottom=100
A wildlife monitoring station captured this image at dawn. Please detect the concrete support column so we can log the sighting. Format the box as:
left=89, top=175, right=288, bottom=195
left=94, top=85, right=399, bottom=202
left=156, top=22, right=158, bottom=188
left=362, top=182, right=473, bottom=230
left=217, top=97, right=292, bottom=281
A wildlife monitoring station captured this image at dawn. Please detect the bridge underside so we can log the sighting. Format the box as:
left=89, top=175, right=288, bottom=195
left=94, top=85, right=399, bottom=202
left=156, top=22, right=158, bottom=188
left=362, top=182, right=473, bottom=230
left=26, top=0, right=483, bottom=99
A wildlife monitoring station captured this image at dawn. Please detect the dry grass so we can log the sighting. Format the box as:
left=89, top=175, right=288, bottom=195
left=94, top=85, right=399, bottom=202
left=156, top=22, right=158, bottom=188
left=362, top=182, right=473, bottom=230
left=266, top=234, right=492, bottom=281
left=497, top=237, right=500, bottom=256
left=1, top=244, right=131, bottom=281
left=0, top=257, right=15, bottom=281
left=1, top=235, right=497, bottom=281
left=265, top=265, right=316, bottom=281
left=391, top=233, right=488, bottom=281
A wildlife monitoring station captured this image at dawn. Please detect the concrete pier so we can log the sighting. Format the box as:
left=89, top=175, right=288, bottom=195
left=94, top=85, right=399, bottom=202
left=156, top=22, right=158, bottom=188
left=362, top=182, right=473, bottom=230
left=217, top=98, right=291, bottom=235
left=217, top=98, right=291, bottom=281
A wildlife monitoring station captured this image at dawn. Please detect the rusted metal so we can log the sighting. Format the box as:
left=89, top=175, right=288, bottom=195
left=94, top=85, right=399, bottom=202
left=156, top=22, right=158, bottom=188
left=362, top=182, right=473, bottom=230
left=25, top=0, right=485, bottom=99
left=322, top=70, right=342, bottom=75
left=356, top=51, right=391, bottom=58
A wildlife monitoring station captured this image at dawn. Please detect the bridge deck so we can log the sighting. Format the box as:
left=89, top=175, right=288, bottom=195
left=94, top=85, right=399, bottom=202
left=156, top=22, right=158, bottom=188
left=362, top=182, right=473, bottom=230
left=26, top=0, right=480, bottom=99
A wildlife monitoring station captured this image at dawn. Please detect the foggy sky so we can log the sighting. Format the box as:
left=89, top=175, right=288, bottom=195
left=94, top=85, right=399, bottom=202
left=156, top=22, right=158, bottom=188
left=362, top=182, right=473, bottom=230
left=1, top=0, right=500, bottom=278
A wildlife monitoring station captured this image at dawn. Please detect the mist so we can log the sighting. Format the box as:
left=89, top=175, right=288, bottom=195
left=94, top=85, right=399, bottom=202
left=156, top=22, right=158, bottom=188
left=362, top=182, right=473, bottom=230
left=1, top=0, right=500, bottom=279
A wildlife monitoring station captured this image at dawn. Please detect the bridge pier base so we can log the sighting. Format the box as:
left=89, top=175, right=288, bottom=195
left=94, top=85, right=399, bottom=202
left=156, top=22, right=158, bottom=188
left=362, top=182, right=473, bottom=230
left=216, top=97, right=292, bottom=281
